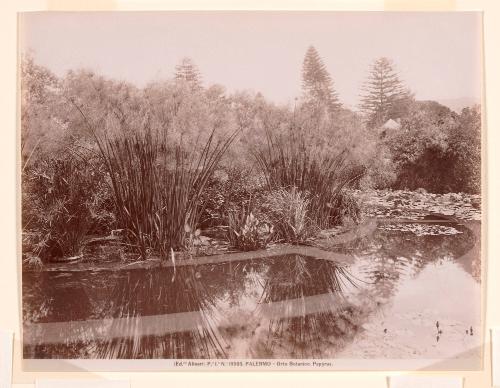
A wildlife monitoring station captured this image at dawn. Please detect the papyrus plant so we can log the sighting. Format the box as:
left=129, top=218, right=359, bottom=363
left=96, top=128, right=238, bottom=260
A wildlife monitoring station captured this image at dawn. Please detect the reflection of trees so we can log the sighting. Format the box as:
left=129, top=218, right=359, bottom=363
left=23, top=270, right=113, bottom=358
left=255, top=255, right=362, bottom=358
left=342, top=223, right=475, bottom=262
left=339, top=223, right=477, bottom=300
left=22, top=270, right=106, bottom=324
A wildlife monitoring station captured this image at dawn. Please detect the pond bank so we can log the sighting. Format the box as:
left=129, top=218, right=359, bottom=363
left=28, top=218, right=379, bottom=273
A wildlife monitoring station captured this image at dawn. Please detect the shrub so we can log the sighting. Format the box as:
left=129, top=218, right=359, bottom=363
left=227, top=208, right=274, bottom=251
left=22, top=154, right=112, bottom=261
left=262, top=188, right=314, bottom=244
left=197, top=167, right=264, bottom=228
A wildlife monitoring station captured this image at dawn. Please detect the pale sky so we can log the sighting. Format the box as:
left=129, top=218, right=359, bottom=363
left=19, top=11, right=482, bottom=108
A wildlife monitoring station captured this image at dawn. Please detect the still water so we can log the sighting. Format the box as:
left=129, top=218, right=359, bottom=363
left=22, top=221, right=480, bottom=360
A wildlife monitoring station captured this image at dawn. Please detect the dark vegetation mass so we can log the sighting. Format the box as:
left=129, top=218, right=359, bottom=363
left=21, top=46, right=481, bottom=263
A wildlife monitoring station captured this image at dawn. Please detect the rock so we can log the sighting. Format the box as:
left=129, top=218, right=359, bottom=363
left=423, top=214, right=450, bottom=221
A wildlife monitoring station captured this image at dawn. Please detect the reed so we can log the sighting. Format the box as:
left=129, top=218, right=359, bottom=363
left=253, top=126, right=364, bottom=230
left=96, top=128, right=238, bottom=259
left=262, top=188, right=313, bottom=243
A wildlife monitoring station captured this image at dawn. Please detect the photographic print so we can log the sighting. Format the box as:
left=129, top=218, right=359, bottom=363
left=19, top=11, right=482, bottom=370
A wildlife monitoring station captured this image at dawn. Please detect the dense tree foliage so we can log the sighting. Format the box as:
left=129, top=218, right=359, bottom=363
left=21, top=55, right=63, bottom=164
left=384, top=101, right=481, bottom=193
left=447, top=106, right=481, bottom=193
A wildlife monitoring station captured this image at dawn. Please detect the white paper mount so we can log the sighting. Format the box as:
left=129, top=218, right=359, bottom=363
left=389, top=375, right=463, bottom=388
left=493, top=328, right=500, bottom=387
left=0, top=330, right=13, bottom=388
left=37, top=380, right=130, bottom=388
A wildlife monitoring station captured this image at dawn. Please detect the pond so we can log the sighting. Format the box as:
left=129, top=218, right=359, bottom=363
left=22, top=220, right=481, bottom=361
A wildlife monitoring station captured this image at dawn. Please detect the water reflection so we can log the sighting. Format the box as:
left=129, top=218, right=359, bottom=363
left=256, top=256, right=361, bottom=358
left=339, top=222, right=478, bottom=301
left=22, top=221, right=479, bottom=360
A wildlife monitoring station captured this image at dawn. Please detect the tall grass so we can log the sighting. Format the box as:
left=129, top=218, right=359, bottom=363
left=96, top=128, right=238, bottom=259
left=253, top=126, right=364, bottom=230
left=262, top=188, right=313, bottom=243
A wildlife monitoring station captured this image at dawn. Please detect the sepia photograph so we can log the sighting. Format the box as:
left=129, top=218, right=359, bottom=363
left=19, top=11, right=482, bottom=369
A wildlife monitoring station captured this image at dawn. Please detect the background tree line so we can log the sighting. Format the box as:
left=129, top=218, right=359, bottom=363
left=22, top=47, right=481, bottom=194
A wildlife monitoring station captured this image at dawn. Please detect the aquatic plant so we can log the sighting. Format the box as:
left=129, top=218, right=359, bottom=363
left=22, top=255, right=44, bottom=271
left=227, top=209, right=274, bottom=251
left=262, top=187, right=314, bottom=243
left=184, top=224, right=202, bottom=258
left=326, top=190, right=362, bottom=225
left=252, top=125, right=364, bottom=231
left=96, top=128, right=239, bottom=260
left=22, top=153, right=113, bottom=261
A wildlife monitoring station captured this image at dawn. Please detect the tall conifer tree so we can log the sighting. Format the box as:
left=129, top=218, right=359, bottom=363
left=301, top=46, right=341, bottom=114
left=174, top=57, right=202, bottom=91
left=360, top=57, right=413, bottom=128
